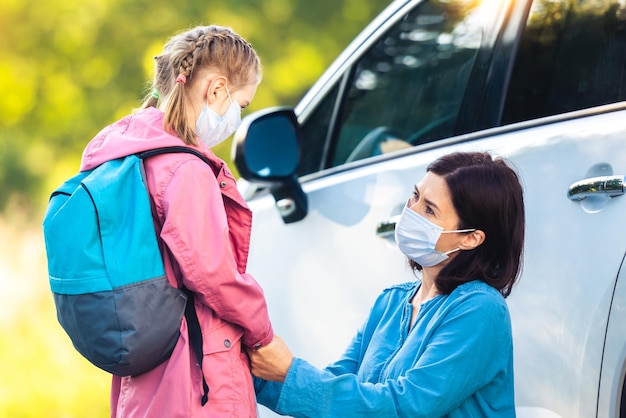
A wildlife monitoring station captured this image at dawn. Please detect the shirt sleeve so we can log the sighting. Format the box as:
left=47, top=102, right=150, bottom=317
left=255, top=311, right=370, bottom=409
left=324, top=321, right=367, bottom=377
left=274, top=291, right=512, bottom=418
left=158, top=157, right=273, bottom=348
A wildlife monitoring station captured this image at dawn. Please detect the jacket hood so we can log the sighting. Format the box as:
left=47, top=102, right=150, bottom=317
left=80, top=107, right=208, bottom=171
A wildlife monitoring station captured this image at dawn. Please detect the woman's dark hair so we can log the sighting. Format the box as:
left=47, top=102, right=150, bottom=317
left=409, top=151, right=525, bottom=298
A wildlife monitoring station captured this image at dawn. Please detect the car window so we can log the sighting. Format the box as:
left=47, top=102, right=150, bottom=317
left=296, top=0, right=502, bottom=177
left=327, top=0, right=501, bottom=167
left=298, top=84, right=340, bottom=176
left=502, top=0, right=626, bottom=124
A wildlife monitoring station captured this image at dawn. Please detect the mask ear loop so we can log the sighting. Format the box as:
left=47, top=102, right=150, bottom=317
left=225, top=86, right=233, bottom=104
left=440, top=228, right=476, bottom=234
left=223, top=86, right=242, bottom=117
left=444, top=247, right=461, bottom=256
left=440, top=228, right=476, bottom=256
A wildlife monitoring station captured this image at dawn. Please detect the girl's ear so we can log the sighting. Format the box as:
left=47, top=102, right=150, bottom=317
left=460, top=230, right=486, bottom=250
left=206, top=76, right=228, bottom=104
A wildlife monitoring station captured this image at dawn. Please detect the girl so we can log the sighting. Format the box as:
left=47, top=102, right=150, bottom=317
left=80, top=25, right=273, bottom=417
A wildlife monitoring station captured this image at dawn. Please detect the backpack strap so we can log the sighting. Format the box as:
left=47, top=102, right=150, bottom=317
left=183, top=289, right=209, bottom=405
left=138, top=145, right=217, bottom=173
left=138, top=146, right=213, bottom=406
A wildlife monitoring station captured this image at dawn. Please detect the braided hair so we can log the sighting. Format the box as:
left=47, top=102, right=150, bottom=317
left=141, top=25, right=261, bottom=145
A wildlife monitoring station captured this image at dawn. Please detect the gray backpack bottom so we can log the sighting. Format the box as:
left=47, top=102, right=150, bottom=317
left=54, top=276, right=187, bottom=376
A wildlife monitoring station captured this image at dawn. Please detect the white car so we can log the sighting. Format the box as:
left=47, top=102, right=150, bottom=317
left=233, top=1, right=626, bottom=417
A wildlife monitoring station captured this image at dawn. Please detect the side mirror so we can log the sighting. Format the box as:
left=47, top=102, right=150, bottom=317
left=232, top=107, right=308, bottom=224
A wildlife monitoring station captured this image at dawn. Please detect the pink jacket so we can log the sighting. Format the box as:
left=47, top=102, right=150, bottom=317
left=81, top=107, right=274, bottom=417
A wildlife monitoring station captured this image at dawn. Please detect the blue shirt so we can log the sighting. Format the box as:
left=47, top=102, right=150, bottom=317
left=256, top=280, right=515, bottom=417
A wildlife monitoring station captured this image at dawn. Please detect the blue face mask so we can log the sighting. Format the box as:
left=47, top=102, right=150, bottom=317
left=195, top=86, right=241, bottom=148
left=395, top=204, right=475, bottom=267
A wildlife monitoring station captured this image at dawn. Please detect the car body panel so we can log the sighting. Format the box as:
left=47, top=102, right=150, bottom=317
left=246, top=106, right=626, bottom=417
left=598, top=253, right=626, bottom=418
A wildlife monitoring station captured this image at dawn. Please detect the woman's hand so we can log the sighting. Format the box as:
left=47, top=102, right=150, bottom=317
left=247, top=335, right=294, bottom=383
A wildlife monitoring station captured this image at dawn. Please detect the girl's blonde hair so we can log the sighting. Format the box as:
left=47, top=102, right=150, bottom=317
left=141, top=25, right=261, bottom=145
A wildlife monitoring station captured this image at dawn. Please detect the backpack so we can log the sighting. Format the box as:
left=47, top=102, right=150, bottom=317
left=42, top=146, right=211, bottom=404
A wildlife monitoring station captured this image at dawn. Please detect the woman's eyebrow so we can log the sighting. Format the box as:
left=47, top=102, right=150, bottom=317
left=415, top=184, right=441, bottom=213
left=424, top=197, right=440, bottom=212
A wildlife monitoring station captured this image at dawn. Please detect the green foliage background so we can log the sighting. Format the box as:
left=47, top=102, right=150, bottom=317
left=0, top=0, right=389, bottom=416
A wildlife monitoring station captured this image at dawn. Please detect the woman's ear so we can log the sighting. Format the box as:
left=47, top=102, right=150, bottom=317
left=460, top=230, right=486, bottom=250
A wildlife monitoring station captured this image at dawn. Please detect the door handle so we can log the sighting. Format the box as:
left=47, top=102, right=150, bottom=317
left=567, top=175, right=625, bottom=201
left=376, top=215, right=400, bottom=238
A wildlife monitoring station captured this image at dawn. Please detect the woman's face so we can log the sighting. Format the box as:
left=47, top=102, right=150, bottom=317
left=407, top=171, right=466, bottom=254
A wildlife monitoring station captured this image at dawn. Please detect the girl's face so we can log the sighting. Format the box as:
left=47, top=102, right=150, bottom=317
left=190, top=69, right=259, bottom=120
left=212, top=81, right=258, bottom=117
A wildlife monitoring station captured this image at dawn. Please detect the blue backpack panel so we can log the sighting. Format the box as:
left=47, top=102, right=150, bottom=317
left=43, top=147, right=211, bottom=382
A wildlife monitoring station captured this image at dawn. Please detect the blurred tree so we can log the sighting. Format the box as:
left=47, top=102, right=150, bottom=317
left=0, top=0, right=391, bottom=216
left=0, top=3, right=392, bottom=416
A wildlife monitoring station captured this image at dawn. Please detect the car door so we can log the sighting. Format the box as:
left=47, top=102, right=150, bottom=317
left=237, top=1, right=626, bottom=417
left=495, top=1, right=626, bottom=417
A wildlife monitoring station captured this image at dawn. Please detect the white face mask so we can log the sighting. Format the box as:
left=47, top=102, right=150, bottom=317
left=195, top=86, right=242, bottom=148
left=395, top=204, right=475, bottom=267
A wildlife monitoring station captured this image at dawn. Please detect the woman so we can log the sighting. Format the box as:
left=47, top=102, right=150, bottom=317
left=248, top=152, right=524, bottom=417
left=80, top=26, right=273, bottom=417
